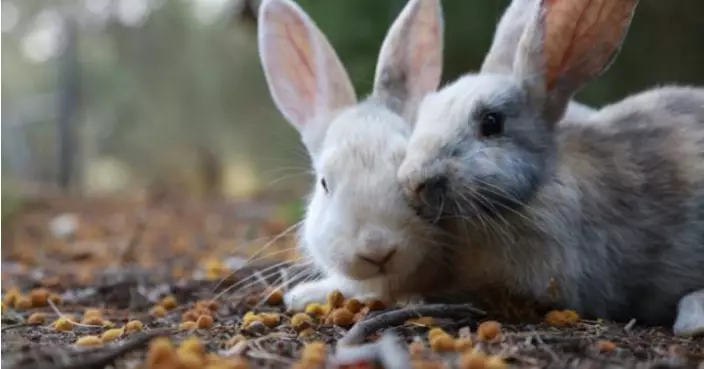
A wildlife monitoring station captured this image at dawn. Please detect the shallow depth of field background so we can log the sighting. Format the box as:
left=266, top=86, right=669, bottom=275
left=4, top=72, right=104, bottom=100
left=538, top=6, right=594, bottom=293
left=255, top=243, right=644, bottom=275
left=3, top=0, right=704, bottom=220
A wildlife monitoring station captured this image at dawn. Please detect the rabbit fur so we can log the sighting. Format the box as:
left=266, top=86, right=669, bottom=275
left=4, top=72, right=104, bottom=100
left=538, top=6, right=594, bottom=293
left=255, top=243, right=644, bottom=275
left=399, top=0, right=704, bottom=335
left=398, top=0, right=704, bottom=337
left=257, top=0, right=452, bottom=310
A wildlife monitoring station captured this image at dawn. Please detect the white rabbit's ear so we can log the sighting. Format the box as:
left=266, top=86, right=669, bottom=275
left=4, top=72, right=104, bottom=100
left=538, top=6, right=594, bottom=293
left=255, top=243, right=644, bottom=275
left=372, top=0, right=444, bottom=122
left=258, top=0, right=357, bottom=153
left=514, top=0, right=639, bottom=124
left=480, top=0, right=537, bottom=74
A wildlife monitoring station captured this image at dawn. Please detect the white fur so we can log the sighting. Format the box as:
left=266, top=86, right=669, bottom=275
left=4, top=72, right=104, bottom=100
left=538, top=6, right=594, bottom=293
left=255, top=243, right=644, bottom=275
left=257, top=0, right=444, bottom=310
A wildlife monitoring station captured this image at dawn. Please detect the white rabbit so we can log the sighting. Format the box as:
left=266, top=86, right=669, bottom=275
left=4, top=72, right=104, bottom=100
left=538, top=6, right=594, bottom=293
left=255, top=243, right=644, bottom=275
left=257, top=0, right=448, bottom=310
left=399, top=0, right=704, bottom=337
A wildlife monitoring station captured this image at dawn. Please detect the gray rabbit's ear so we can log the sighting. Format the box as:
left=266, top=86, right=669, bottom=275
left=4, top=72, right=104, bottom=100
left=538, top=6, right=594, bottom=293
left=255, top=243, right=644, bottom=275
left=480, top=0, right=538, bottom=74
left=372, top=0, right=444, bottom=122
left=514, top=0, right=639, bottom=124
left=258, top=0, right=357, bottom=155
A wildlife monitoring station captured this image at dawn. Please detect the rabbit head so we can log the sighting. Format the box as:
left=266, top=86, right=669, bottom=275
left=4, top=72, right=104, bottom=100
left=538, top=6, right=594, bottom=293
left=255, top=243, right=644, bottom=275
left=399, top=0, right=638, bottom=221
left=258, top=0, right=444, bottom=294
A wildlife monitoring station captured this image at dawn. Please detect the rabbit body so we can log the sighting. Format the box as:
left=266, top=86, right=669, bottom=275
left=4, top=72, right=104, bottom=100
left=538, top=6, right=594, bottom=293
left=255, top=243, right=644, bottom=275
left=256, top=0, right=447, bottom=310
left=399, top=0, right=704, bottom=335
left=413, top=81, right=704, bottom=326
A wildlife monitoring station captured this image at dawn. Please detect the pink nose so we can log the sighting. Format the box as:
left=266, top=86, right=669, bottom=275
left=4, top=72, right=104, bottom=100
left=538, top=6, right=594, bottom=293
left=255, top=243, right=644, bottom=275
left=356, top=249, right=397, bottom=272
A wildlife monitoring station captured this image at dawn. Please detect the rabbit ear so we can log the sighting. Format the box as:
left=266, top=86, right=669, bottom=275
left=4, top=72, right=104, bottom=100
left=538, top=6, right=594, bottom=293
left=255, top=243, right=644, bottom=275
left=480, top=0, right=538, bottom=74
left=514, top=0, right=639, bottom=124
left=372, top=0, right=444, bottom=122
left=258, top=0, right=357, bottom=154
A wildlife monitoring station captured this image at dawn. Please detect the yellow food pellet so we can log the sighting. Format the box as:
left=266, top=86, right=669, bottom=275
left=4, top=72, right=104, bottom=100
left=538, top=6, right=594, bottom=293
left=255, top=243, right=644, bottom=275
left=459, top=351, right=488, bottom=369
left=260, top=313, right=280, bottom=328
left=81, top=315, right=104, bottom=326
left=343, top=298, right=362, bottom=314
left=427, top=328, right=448, bottom=340
left=430, top=334, right=455, bottom=352
left=29, top=288, right=50, bottom=307
left=596, top=340, right=617, bottom=352
left=124, top=320, right=142, bottom=332
left=365, top=299, right=386, bottom=311
left=486, top=356, right=508, bottom=369
left=304, top=303, right=325, bottom=317
left=179, top=321, right=198, bottom=331
left=562, top=310, right=580, bottom=323
left=321, top=304, right=332, bottom=315
left=101, top=328, right=123, bottom=342
left=14, top=296, right=32, bottom=310
left=3, top=288, right=20, bottom=306
left=27, top=312, right=46, bottom=324
left=75, top=335, right=104, bottom=347
left=180, top=336, right=206, bottom=355
left=177, top=349, right=205, bottom=369
left=151, top=305, right=167, bottom=318
left=199, top=299, right=219, bottom=312
left=49, top=293, right=61, bottom=305
left=331, top=308, right=354, bottom=327
left=545, top=309, right=579, bottom=327
left=102, top=319, right=115, bottom=328
left=454, top=337, right=474, bottom=352
left=197, top=314, right=214, bottom=329
left=161, top=295, right=178, bottom=310
left=215, top=357, right=250, bottom=369
left=327, top=290, right=345, bottom=308
left=301, top=341, right=327, bottom=363
left=146, top=337, right=177, bottom=367
left=298, top=327, right=316, bottom=338
left=477, top=321, right=502, bottom=342
left=264, top=288, right=284, bottom=305
left=291, top=313, right=314, bottom=331
left=53, top=317, right=74, bottom=331
left=181, top=310, right=197, bottom=322
left=83, top=308, right=102, bottom=318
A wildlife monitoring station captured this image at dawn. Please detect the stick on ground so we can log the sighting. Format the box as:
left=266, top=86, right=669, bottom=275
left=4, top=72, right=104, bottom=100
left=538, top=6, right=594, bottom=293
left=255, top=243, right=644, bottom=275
left=339, top=304, right=486, bottom=346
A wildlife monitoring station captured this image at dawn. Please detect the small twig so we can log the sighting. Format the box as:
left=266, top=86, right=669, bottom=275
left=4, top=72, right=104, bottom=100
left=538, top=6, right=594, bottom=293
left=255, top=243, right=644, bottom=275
left=624, top=318, right=637, bottom=332
left=339, top=304, right=486, bottom=346
left=1, top=322, right=42, bottom=332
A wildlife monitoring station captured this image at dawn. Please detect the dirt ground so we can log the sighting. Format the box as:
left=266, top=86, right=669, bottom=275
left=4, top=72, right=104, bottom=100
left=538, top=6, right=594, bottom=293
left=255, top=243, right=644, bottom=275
left=2, top=194, right=703, bottom=369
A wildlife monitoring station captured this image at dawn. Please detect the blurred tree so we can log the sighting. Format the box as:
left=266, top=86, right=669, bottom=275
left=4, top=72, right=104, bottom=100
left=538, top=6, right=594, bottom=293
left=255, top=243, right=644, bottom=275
left=2, top=0, right=703, bottom=204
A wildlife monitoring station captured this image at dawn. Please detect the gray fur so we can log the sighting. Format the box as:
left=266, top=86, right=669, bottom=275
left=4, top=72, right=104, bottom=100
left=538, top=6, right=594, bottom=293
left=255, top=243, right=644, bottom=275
left=399, top=0, right=704, bottom=333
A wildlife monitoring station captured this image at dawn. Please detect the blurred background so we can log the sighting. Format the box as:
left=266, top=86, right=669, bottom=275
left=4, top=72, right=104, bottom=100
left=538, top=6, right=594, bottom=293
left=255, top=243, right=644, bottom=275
left=2, top=0, right=704, bottom=220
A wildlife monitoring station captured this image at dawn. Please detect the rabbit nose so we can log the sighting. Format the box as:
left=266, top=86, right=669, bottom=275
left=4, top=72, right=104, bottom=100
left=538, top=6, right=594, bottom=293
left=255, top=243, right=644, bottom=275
left=416, top=175, right=448, bottom=203
left=356, top=249, right=397, bottom=272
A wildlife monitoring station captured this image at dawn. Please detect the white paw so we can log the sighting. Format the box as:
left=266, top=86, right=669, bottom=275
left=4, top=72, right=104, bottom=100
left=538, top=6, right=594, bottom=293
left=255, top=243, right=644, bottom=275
left=673, top=290, right=704, bottom=337
left=284, top=280, right=335, bottom=311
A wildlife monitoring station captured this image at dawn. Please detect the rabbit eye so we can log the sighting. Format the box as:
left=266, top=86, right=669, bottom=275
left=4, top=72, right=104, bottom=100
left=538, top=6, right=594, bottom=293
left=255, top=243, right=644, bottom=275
left=320, top=178, right=329, bottom=193
left=479, top=111, right=504, bottom=137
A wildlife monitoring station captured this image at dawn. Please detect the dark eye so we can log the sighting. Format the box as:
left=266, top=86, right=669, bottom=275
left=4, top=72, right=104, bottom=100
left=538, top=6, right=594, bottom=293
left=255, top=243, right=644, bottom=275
left=320, top=178, right=329, bottom=193
left=479, top=111, right=504, bottom=137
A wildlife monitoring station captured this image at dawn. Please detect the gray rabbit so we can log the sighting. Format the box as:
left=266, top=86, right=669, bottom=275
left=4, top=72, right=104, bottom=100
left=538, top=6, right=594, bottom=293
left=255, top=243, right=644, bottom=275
left=399, top=0, right=704, bottom=337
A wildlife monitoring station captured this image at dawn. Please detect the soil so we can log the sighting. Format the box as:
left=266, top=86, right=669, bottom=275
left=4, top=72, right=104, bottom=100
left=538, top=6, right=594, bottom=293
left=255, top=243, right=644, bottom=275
left=2, top=194, right=703, bottom=369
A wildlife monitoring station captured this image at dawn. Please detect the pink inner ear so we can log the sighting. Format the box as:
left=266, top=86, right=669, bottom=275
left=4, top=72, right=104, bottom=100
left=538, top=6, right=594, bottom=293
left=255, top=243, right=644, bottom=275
left=262, top=4, right=319, bottom=127
left=542, top=0, right=637, bottom=90
left=409, top=2, right=442, bottom=91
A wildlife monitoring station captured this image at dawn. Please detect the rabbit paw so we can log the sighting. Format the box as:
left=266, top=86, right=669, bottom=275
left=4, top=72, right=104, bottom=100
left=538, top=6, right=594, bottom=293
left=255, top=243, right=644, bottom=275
left=284, top=276, right=393, bottom=311
left=673, top=289, right=704, bottom=337
left=284, top=280, right=335, bottom=311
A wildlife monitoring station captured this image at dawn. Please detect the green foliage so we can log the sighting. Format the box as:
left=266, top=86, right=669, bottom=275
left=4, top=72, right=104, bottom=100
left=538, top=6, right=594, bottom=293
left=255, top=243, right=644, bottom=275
left=2, top=0, right=704, bottom=198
